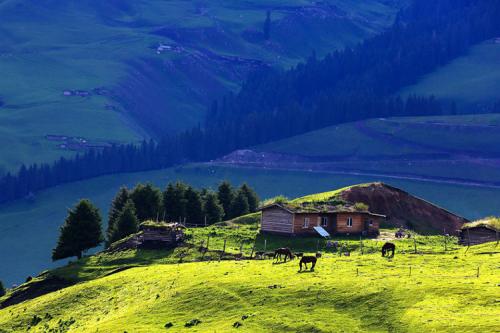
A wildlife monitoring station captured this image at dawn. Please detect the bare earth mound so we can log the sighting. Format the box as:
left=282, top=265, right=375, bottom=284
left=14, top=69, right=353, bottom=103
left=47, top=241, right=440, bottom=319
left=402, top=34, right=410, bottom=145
left=339, top=183, right=469, bottom=234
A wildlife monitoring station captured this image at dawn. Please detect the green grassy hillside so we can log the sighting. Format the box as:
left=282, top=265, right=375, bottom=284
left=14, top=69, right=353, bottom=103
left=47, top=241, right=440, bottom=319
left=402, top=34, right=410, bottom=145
left=401, top=39, right=500, bottom=108
left=254, top=114, right=500, bottom=184
left=0, top=0, right=400, bottom=172
left=0, top=239, right=498, bottom=332
left=2, top=163, right=500, bottom=286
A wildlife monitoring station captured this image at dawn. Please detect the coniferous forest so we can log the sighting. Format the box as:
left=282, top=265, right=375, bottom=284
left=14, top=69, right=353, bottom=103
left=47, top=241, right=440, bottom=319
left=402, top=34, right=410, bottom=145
left=0, top=0, right=499, bottom=204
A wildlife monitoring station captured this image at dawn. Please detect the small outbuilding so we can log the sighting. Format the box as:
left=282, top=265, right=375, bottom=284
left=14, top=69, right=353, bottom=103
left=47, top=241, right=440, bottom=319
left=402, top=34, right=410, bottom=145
left=259, top=202, right=385, bottom=236
left=109, top=222, right=185, bottom=252
left=458, top=218, right=499, bottom=245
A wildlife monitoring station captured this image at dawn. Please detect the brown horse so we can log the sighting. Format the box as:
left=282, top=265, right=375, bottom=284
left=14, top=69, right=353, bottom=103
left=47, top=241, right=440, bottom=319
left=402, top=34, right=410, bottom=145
left=274, top=248, right=294, bottom=262
left=381, top=242, right=395, bottom=257
left=299, top=253, right=320, bottom=271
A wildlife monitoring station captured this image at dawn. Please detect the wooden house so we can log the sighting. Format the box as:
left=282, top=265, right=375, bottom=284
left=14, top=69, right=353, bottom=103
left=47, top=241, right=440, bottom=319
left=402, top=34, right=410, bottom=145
left=260, top=202, right=385, bottom=236
left=459, top=218, right=499, bottom=245
left=109, top=222, right=185, bottom=252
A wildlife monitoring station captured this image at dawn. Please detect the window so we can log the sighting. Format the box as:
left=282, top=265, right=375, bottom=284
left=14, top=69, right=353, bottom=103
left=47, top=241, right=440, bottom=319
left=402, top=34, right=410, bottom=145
left=347, top=217, right=353, bottom=227
left=321, top=217, right=328, bottom=227
left=368, top=220, right=373, bottom=226
left=303, top=217, right=310, bottom=228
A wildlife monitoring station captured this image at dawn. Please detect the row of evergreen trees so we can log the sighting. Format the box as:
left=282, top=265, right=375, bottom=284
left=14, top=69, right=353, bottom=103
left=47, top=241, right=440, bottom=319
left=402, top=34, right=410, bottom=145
left=52, top=181, right=259, bottom=260
left=106, top=180, right=258, bottom=245
left=0, top=0, right=499, bottom=204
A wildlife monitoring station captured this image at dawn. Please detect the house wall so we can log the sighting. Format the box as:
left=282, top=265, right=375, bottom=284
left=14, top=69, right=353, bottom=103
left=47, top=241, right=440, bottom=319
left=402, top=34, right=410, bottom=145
left=460, top=227, right=498, bottom=245
left=262, top=208, right=382, bottom=236
left=292, top=213, right=322, bottom=235
left=335, top=213, right=381, bottom=235
left=261, top=207, right=293, bottom=234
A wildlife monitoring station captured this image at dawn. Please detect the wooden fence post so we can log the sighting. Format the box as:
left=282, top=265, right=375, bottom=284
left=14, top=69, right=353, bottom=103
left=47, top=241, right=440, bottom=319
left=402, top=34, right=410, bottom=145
left=409, top=266, right=412, bottom=277
left=223, top=239, right=227, bottom=254
left=476, top=266, right=480, bottom=278
left=264, top=239, right=267, bottom=252
left=250, top=245, right=255, bottom=259
left=360, top=236, right=364, bottom=255
left=413, top=238, right=417, bottom=254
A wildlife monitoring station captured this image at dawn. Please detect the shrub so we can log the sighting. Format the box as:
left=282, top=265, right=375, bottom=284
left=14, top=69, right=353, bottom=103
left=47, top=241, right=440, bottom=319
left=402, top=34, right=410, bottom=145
left=354, top=202, right=369, bottom=211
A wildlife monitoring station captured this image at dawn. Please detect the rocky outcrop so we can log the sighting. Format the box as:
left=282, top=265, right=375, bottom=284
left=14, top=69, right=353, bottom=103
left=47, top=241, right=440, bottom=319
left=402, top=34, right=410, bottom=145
left=339, top=183, right=469, bottom=234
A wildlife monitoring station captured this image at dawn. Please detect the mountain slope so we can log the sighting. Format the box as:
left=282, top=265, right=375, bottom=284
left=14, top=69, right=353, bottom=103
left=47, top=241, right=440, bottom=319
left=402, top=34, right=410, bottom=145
left=0, top=0, right=401, bottom=172
left=401, top=39, right=500, bottom=109
left=0, top=244, right=498, bottom=332
left=2, top=165, right=499, bottom=287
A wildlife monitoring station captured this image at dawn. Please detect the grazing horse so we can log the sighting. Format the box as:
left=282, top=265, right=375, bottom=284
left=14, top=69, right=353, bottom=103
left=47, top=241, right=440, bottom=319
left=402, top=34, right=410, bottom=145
left=299, top=253, right=319, bottom=271
left=381, top=242, right=396, bottom=257
left=274, top=248, right=294, bottom=262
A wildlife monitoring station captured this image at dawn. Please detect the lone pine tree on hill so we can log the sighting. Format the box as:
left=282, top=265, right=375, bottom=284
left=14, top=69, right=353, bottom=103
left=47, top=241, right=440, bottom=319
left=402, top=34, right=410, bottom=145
left=52, top=199, right=103, bottom=261
left=106, top=186, right=130, bottom=246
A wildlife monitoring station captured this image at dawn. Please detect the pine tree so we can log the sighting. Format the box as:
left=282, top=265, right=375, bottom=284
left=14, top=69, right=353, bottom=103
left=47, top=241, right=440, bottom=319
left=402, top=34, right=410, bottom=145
left=203, top=192, right=224, bottom=225
left=130, top=183, right=162, bottom=222
left=0, top=280, right=5, bottom=297
left=185, top=186, right=204, bottom=225
left=106, top=187, right=130, bottom=247
left=263, top=10, right=271, bottom=40
left=239, top=183, right=259, bottom=212
left=52, top=199, right=103, bottom=261
left=230, top=189, right=250, bottom=218
left=217, top=181, right=234, bottom=219
left=109, top=199, right=138, bottom=244
left=163, top=182, right=187, bottom=222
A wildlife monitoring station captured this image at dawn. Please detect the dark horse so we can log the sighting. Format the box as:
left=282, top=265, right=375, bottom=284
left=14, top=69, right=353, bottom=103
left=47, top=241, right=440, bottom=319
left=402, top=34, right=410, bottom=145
left=274, top=248, right=294, bottom=262
left=299, top=253, right=320, bottom=271
left=381, top=242, right=396, bottom=257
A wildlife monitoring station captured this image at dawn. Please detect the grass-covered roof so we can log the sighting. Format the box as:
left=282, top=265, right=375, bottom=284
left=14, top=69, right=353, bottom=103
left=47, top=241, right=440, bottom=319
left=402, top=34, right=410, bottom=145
left=461, top=217, right=500, bottom=231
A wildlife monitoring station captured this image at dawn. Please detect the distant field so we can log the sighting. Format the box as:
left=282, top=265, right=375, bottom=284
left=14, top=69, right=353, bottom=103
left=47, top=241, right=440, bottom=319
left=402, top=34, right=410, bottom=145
left=254, top=114, right=500, bottom=184
left=0, top=240, right=498, bottom=332
left=401, top=40, right=500, bottom=107
left=257, top=114, right=500, bottom=157
left=0, top=0, right=399, bottom=171
left=1, top=163, right=500, bottom=285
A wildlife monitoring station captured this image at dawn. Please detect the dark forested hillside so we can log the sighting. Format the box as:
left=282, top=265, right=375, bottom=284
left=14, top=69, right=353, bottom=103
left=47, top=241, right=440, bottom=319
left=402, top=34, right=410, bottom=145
left=204, top=0, right=500, bottom=146
left=1, top=0, right=499, bottom=204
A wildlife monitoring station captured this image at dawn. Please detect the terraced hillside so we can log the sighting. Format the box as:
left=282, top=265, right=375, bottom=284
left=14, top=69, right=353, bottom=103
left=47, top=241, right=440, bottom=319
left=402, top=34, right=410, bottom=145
left=0, top=237, right=498, bottom=332
left=0, top=0, right=400, bottom=172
